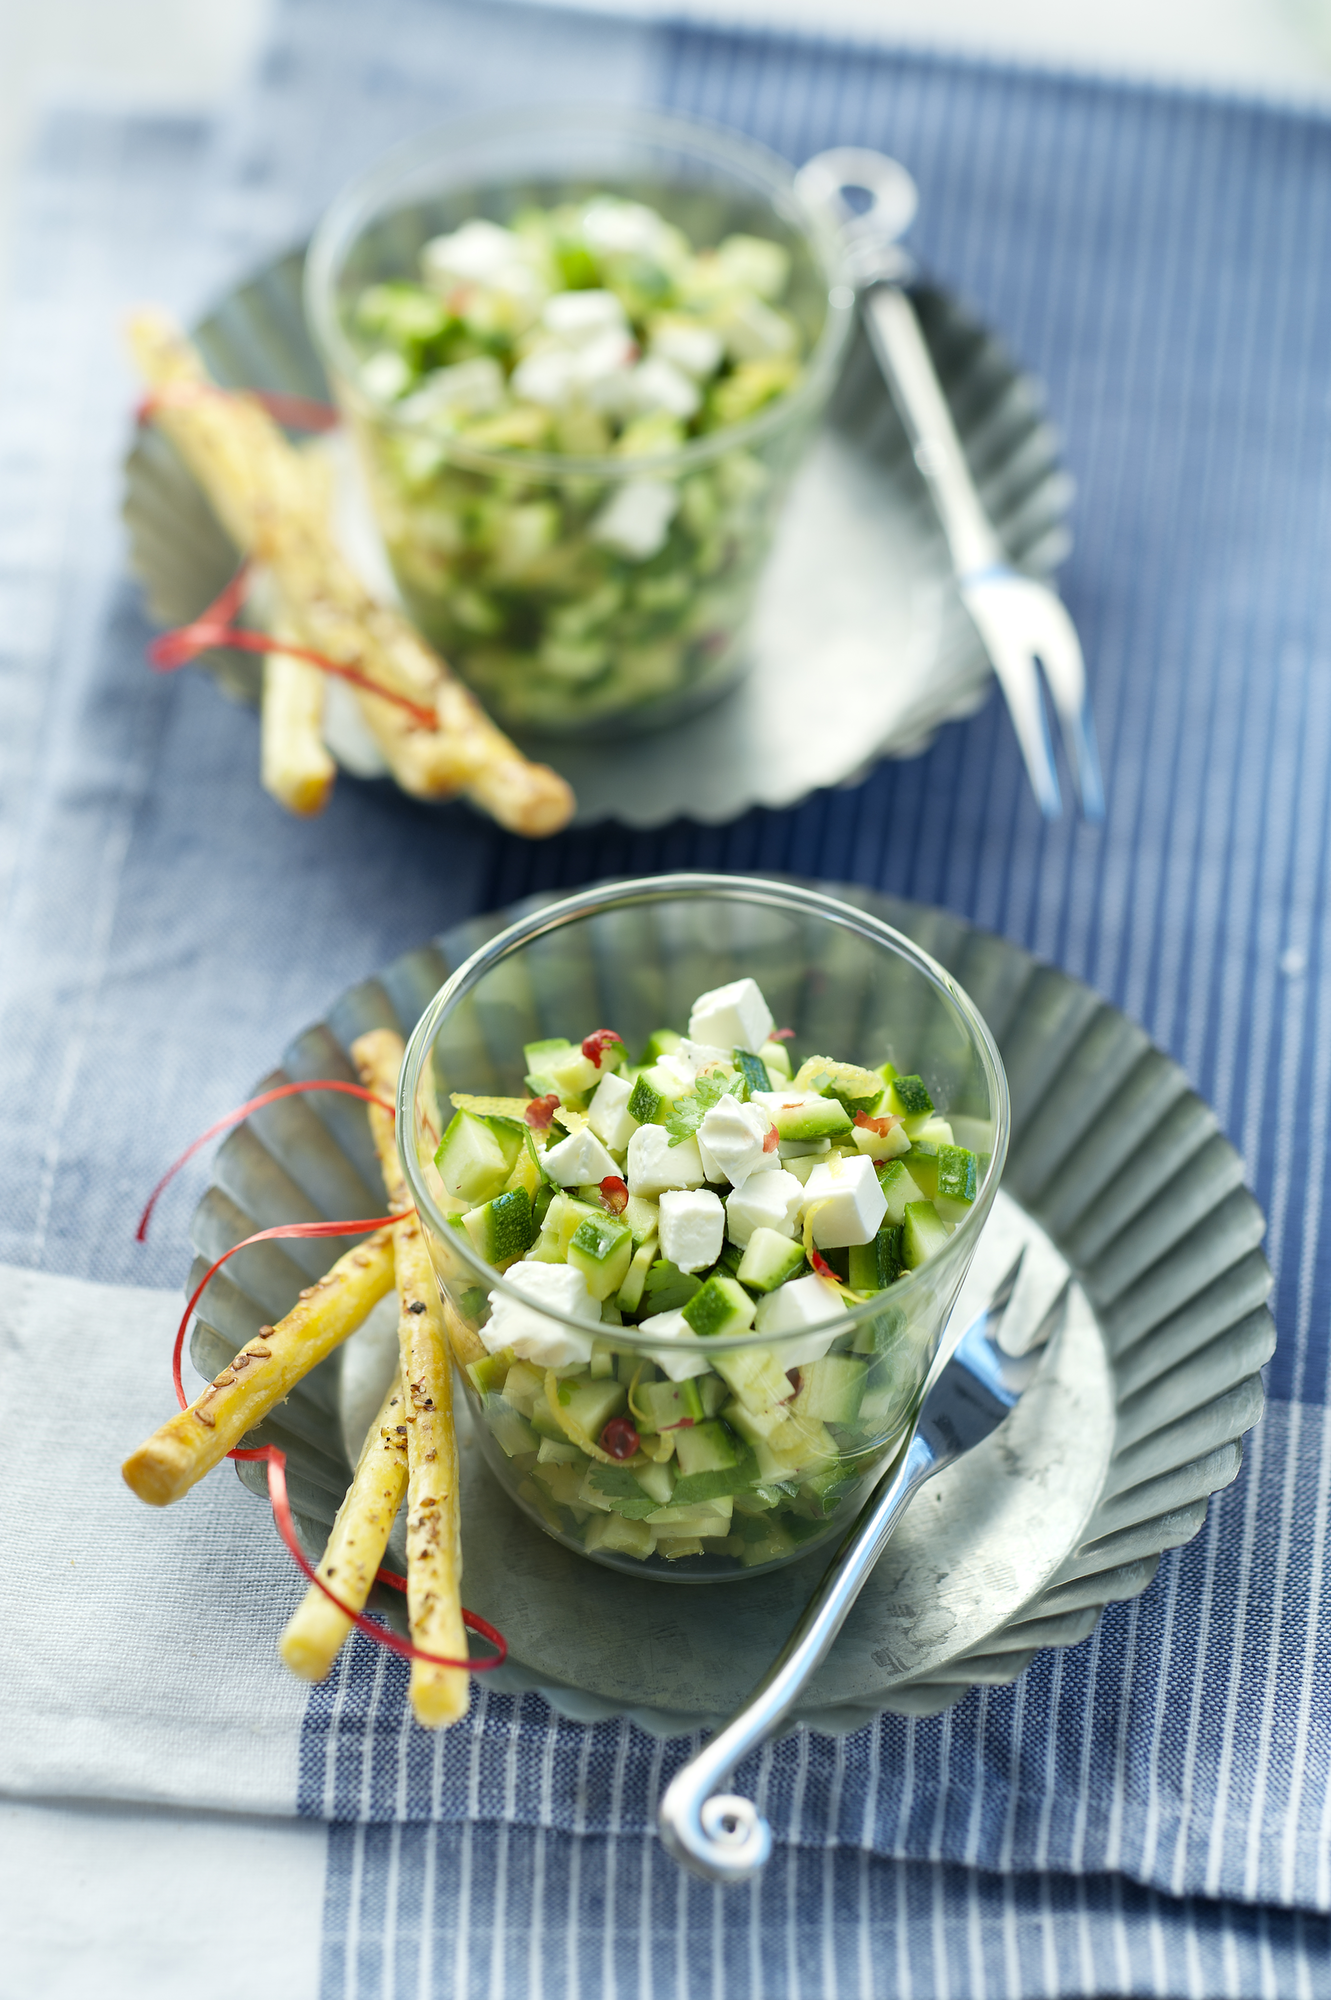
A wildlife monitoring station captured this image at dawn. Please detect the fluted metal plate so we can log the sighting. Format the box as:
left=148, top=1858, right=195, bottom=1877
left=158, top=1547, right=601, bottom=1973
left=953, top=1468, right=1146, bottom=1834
left=123, top=251, right=1073, bottom=829
left=187, top=884, right=1272, bottom=1734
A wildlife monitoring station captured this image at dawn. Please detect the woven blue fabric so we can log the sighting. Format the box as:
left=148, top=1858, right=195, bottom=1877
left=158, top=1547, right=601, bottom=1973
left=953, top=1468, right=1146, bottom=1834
left=4, top=0, right=1331, bottom=1990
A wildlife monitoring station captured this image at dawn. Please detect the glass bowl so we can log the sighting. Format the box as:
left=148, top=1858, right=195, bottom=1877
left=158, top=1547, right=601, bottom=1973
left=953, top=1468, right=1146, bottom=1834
left=304, top=107, right=853, bottom=741
left=398, top=874, right=1009, bottom=1582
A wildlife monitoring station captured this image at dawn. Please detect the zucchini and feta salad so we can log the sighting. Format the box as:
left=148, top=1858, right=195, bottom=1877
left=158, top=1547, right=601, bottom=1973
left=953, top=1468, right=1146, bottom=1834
left=346, top=197, right=815, bottom=734
left=432, top=975, right=987, bottom=1572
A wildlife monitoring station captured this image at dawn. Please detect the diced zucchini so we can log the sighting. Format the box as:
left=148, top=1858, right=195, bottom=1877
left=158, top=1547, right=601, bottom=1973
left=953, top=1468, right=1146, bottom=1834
left=911, top=1116, right=955, bottom=1149
left=645, top=1497, right=734, bottom=1531
left=567, top=1212, right=633, bottom=1300
left=546, top=1047, right=605, bottom=1099
left=732, top=1049, right=771, bottom=1097
left=466, top=1348, right=513, bottom=1395
left=640, top=1027, right=682, bottom=1065
left=627, top=1074, right=664, bottom=1125
left=555, top=1376, right=627, bottom=1439
left=791, top=1355, right=867, bottom=1424
left=462, top=1186, right=534, bottom=1268
left=904, top=1145, right=938, bottom=1198
left=674, top=1418, right=741, bottom=1477
left=682, top=1275, right=755, bottom=1339
left=698, top=1374, right=728, bottom=1418
left=847, top=1223, right=904, bottom=1292
left=887, top=1073, right=934, bottom=1120
left=768, top=1095, right=852, bottom=1142
left=435, top=1109, right=525, bottom=1205
left=902, top=1200, right=949, bottom=1268
left=633, top=1458, right=676, bottom=1506
left=736, top=1516, right=800, bottom=1566
left=502, top=1359, right=544, bottom=1416
left=792, top=1056, right=885, bottom=1114
left=484, top=1400, right=540, bottom=1457
left=712, top=1343, right=792, bottom=1416
left=615, top=1234, right=658, bottom=1314
left=737, top=1227, right=806, bottom=1293
left=759, top=1038, right=792, bottom=1080
left=937, top=1144, right=978, bottom=1204
left=584, top=1512, right=656, bottom=1559
left=531, top=1193, right=600, bottom=1261
left=536, top=1436, right=582, bottom=1464
left=502, top=1142, right=543, bottom=1202
left=633, top=1375, right=704, bottom=1434
left=589, top=1339, right=617, bottom=1378
left=623, top=1196, right=660, bottom=1246
left=656, top=1535, right=705, bottom=1560
left=795, top=1461, right=855, bottom=1517
left=877, top=1158, right=926, bottom=1225
left=532, top=1459, right=584, bottom=1506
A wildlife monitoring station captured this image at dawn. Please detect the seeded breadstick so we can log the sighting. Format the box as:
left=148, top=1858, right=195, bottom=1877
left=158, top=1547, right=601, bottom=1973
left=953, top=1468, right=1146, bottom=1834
left=121, top=1228, right=396, bottom=1507
left=261, top=625, right=336, bottom=815
left=278, top=1373, right=410, bottom=1682
left=352, top=1028, right=469, bottom=1727
left=125, top=309, right=575, bottom=836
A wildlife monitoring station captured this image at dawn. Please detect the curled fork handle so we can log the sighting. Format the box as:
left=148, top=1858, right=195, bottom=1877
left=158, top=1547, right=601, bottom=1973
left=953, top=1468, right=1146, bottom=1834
left=657, top=1429, right=936, bottom=1883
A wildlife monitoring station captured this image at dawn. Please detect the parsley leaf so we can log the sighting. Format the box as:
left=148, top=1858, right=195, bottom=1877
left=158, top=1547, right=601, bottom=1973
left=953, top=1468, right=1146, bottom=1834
left=664, top=1071, right=730, bottom=1147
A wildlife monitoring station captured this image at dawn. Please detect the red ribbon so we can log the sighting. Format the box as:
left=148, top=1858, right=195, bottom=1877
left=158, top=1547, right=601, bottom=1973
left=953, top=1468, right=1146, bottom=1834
left=146, top=1078, right=508, bottom=1677
left=147, top=562, right=439, bottom=730
left=137, top=1078, right=397, bottom=1243
left=136, top=382, right=340, bottom=433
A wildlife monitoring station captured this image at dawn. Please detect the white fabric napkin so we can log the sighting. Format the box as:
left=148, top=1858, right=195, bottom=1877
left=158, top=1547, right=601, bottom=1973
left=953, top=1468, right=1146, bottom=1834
left=0, top=1263, right=310, bottom=1814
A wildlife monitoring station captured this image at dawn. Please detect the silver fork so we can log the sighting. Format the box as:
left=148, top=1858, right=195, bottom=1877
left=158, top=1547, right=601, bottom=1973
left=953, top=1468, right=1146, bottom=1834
left=658, top=1255, right=1070, bottom=1882
left=796, top=147, right=1104, bottom=822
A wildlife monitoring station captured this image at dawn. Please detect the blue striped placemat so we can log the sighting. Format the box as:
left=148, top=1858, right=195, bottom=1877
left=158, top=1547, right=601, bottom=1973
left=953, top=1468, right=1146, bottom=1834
left=3, top=0, right=1331, bottom=1991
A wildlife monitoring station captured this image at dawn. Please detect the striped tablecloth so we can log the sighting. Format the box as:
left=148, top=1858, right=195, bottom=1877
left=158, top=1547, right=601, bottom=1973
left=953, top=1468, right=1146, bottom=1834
left=3, top=2, right=1331, bottom=1993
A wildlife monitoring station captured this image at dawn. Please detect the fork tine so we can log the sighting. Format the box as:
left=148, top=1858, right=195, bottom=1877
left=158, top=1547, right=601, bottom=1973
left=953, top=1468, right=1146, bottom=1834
left=1022, top=587, right=1106, bottom=822
left=963, top=588, right=1062, bottom=817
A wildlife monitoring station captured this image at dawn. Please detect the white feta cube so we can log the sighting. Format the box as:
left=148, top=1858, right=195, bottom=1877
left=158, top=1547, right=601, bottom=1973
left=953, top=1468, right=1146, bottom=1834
left=482, top=1259, right=600, bottom=1366
left=753, top=1271, right=848, bottom=1366
left=674, top=1038, right=731, bottom=1077
left=422, top=219, right=529, bottom=284
left=541, top=289, right=627, bottom=341
left=697, top=1093, right=777, bottom=1187
left=581, top=197, right=675, bottom=259
left=627, top=1124, right=707, bottom=1197
left=541, top=1124, right=621, bottom=1188
left=590, top=479, right=679, bottom=561
left=574, top=326, right=639, bottom=387
left=398, top=356, right=505, bottom=423
left=800, top=1154, right=887, bottom=1247
left=650, top=318, right=724, bottom=379
left=636, top=1307, right=713, bottom=1381
left=625, top=356, right=700, bottom=420
left=688, top=977, right=774, bottom=1053
left=511, top=345, right=582, bottom=408
left=725, top=1168, right=806, bottom=1246
left=587, top=1070, right=639, bottom=1152
left=658, top=1188, right=725, bottom=1273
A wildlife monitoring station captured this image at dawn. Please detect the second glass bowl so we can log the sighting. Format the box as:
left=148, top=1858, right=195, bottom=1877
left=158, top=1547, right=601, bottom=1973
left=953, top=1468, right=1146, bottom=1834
left=399, top=875, right=1009, bottom=1582
left=305, top=107, right=852, bottom=741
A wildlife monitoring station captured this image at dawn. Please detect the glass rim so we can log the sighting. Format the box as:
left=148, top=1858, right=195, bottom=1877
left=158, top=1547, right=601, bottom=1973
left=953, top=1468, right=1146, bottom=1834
left=303, top=102, right=856, bottom=482
left=398, top=872, right=1011, bottom=1352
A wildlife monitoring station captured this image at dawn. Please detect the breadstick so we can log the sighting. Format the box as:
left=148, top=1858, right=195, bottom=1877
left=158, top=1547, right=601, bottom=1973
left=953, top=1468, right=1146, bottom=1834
left=261, top=621, right=336, bottom=815
left=122, top=1228, right=395, bottom=1507
left=351, top=1029, right=468, bottom=1726
left=126, top=309, right=574, bottom=836
left=278, top=1373, right=409, bottom=1682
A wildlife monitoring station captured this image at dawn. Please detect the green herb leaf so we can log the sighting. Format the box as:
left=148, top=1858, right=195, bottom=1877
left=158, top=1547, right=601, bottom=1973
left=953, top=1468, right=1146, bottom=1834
left=664, top=1071, right=730, bottom=1147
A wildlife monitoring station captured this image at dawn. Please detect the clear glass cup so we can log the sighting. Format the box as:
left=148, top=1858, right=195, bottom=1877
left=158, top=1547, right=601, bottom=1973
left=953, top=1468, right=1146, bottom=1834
left=398, top=874, right=1009, bottom=1582
left=305, top=107, right=853, bottom=741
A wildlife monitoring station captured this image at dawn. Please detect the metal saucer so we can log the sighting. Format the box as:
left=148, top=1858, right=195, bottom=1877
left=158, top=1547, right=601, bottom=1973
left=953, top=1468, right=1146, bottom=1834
left=185, top=883, right=1272, bottom=1733
left=122, top=252, right=1073, bottom=829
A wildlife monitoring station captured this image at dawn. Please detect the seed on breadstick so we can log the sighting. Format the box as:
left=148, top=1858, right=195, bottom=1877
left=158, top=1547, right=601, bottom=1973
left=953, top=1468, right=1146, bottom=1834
left=121, top=1227, right=395, bottom=1507
left=352, top=1028, right=469, bottom=1727
left=278, top=1373, right=410, bottom=1682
